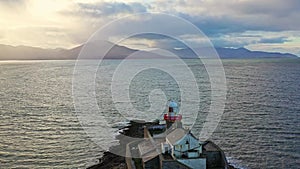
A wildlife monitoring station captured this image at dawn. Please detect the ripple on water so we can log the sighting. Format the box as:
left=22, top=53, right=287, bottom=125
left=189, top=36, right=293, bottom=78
left=0, top=59, right=299, bottom=168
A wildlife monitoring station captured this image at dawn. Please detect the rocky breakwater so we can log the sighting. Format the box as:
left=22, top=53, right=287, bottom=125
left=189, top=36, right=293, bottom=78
left=87, top=120, right=237, bottom=169
left=87, top=120, right=154, bottom=169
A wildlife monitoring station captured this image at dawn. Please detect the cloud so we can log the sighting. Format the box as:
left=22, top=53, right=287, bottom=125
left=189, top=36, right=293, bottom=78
left=211, top=31, right=299, bottom=49
left=258, top=37, right=288, bottom=44
left=117, top=33, right=212, bottom=51
left=0, top=0, right=25, bottom=7
left=0, top=0, right=299, bottom=56
left=1, top=25, right=75, bottom=48
left=149, top=0, right=300, bottom=33
left=77, top=1, right=147, bottom=17
left=233, top=0, right=300, bottom=18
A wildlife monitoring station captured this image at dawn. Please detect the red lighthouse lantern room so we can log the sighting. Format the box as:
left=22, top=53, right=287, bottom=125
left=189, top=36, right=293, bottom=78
left=164, top=101, right=182, bottom=128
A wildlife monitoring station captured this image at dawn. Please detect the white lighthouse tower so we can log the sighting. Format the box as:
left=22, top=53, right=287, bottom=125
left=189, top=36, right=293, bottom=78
left=164, top=101, right=182, bottom=128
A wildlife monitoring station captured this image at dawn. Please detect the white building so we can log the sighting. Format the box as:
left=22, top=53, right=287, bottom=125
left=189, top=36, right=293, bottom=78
left=137, top=101, right=207, bottom=169
left=162, top=128, right=206, bottom=169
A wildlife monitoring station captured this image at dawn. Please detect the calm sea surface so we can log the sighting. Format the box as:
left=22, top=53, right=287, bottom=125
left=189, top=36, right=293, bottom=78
left=0, top=59, right=299, bottom=168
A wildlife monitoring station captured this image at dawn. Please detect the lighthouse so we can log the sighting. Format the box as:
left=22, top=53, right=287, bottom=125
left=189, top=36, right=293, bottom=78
left=164, top=101, right=182, bottom=129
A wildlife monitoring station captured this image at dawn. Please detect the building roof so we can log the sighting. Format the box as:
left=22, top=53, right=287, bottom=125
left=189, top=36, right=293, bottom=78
left=166, top=128, right=202, bottom=150
left=166, top=128, right=187, bottom=145
left=138, top=138, right=165, bottom=162
left=142, top=149, right=159, bottom=162
left=138, top=139, right=157, bottom=157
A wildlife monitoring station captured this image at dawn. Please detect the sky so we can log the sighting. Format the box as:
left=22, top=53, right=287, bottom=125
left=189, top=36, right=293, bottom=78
left=0, top=0, right=299, bottom=56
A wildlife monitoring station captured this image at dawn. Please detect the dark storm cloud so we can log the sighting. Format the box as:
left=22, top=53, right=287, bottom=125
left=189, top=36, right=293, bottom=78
left=173, top=0, right=300, bottom=37
left=60, top=0, right=300, bottom=39
left=231, top=0, right=300, bottom=30
left=234, top=0, right=300, bottom=17
left=177, top=13, right=248, bottom=36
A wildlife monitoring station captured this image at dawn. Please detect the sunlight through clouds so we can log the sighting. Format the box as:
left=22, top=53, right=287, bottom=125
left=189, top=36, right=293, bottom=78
left=0, top=0, right=299, bottom=55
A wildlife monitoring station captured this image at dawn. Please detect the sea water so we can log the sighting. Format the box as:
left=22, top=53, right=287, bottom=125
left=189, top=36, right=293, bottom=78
left=0, top=59, right=299, bottom=168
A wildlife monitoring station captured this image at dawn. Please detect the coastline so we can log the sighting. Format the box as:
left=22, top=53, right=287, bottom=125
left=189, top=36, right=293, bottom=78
left=87, top=120, right=151, bottom=169
left=87, top=120, right=237, bottom=169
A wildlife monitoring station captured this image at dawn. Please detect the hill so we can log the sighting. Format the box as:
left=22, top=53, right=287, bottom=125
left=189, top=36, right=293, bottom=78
left=0, top=42, right=297, bottom=60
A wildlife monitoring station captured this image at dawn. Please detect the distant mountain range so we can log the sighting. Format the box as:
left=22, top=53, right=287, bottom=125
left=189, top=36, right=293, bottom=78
left=0, top=42, right=297, bottom=60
